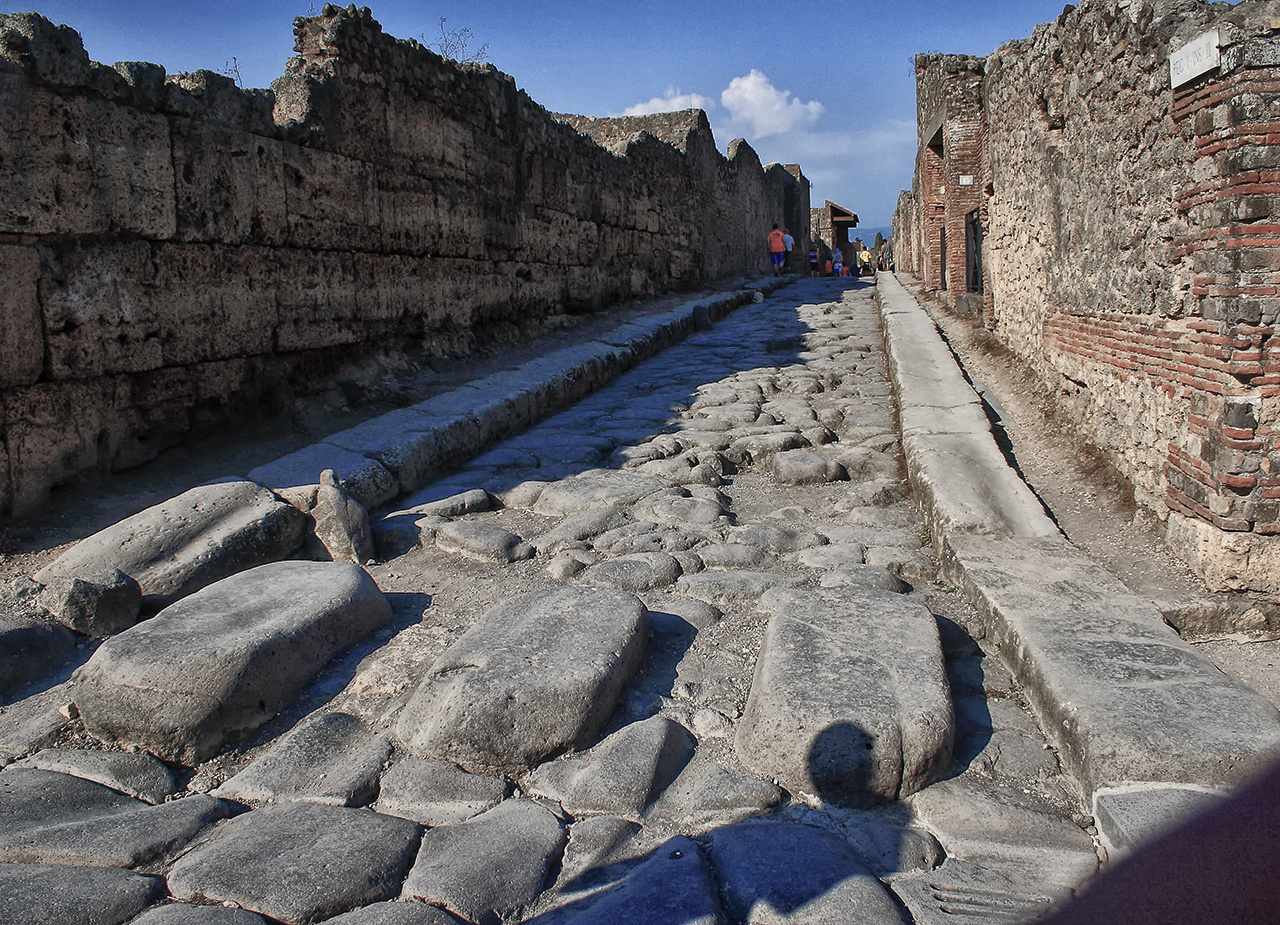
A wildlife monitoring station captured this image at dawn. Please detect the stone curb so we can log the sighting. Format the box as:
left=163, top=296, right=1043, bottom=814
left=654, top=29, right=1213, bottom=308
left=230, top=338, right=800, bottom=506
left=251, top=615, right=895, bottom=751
left=247, top=277, right=796, bottom=509
left=874, top=271, right=1280, bottom=839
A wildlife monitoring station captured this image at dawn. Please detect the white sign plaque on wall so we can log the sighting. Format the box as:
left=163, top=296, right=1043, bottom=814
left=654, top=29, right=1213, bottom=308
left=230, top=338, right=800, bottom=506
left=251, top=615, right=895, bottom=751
left=1170, top=29, right=1220, bottom=89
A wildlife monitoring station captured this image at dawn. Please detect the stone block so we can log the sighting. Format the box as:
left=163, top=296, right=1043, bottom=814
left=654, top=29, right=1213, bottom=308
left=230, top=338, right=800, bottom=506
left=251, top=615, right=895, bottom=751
left=35, top=479, right=307, bottom=607
left=0, top=244, right=43, bottom=388
left=736, top=587, right=953, bottom=803
left=1093, top=784, right=1225, bottom=857
left=75, top=561, right=392, bottom=764
left=282, top=144, right=381, bottom=250
left=39, top=241, right=164, bottom=379
left=0, top=77, right=174, bottom=237
left=172, top=120, right=286, bottom=245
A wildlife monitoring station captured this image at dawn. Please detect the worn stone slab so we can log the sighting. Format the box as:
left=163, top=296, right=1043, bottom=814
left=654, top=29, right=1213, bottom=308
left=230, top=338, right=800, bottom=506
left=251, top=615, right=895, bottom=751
left=728, top=524, right=827, bottom=553
left=397, top=487, right=493, bottom=518
left=695, top=543, right=774, bottom=570
left=0, top=608, right=77, bottom=697
left=736, top=588, right=952, bottom=803
left=249, top=444, right=400, bottom=510
left=33, top=479, right=306, bottom=607
left=75, top=561, right=392, bottom=764
left=537, top=835, right=721, bottom=925
left=0, top=862, right=165, bottom=925
left=532, top=470, right=669, bottom=515
left=819, top=564, right=907, bottom=594
left=0, top=768, right=229, bottom=866
left=708, top=819, right=906, bottom=924
left=168, top=802, right=422, bottom=925
left=214, top=711, right=391, bottom=806
left=674, top=570, right=802, bottom=607
left=887, top=858, right=1073, bottom=925
left=532, top=507, right=632, bottom=555
left=401, top=799, right=566, bottom=922
left=790, top=542, right=867, bottom=569
left=319, top=901, right=464, bottom=924
left=375, top=757, right=508, bottom=826
left=1092, top=783, right=1225, bottom=857
left=909, top=779, right=1097, bottom=881
left=396, top=587, right=648, bottom=774
left=647, top=756, right=782, bottom=827
left=771, top=449, right=846, bottom=485
left=434, top=520, right=534, bottom=563
left=833, top=814, right=944, bottom=877
left=527, top=716, right=695, bottom=819
left=552, top=814, right=642, bottom=896
left=10, top=747, right=176, bottom=804
left=575, top=552, right=683, bottom=592
left=945, top=532, right=1280, bottom=793
left=130, top=905, right=271, bottom=924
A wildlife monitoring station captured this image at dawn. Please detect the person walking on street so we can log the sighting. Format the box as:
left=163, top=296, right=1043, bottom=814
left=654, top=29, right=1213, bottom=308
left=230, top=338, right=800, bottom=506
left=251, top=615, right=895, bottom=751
left=768, top=224, right=786, bottom=276
left=832, top=247, right=843, bottom=277
left=808, top=245, right=820, bottom=278
left=782, top=228, right=794, bottom=273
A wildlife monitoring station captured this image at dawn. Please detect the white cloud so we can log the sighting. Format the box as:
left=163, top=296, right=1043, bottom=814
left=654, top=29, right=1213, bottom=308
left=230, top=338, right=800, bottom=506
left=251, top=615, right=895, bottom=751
left=719, top=69, right=823, bottom=139
left=623, top=86, right=717, bottom=116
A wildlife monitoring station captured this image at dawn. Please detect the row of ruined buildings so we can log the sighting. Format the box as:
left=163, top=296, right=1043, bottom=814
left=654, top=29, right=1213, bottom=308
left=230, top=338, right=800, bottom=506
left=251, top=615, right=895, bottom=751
left=896, top=0, right=1280, bottom=593
left=0, top=7, right=811, bottom=520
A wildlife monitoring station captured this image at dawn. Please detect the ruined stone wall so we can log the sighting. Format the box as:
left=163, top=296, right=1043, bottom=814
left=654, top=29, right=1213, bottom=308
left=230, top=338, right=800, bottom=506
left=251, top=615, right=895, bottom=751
left=897, top=0, right=1280, bottom=590
left=0, top=8, right=803, bottom=518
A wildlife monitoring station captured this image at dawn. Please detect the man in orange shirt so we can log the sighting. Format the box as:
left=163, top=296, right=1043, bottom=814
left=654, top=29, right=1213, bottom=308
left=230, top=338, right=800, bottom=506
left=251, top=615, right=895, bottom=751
left=768, top=224, right=786, bottom=276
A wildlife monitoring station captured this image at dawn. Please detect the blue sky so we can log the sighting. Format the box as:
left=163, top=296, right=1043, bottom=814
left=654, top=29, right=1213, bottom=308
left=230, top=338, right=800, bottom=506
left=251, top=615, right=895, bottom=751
left=15, top=1, right=1070, bottom=233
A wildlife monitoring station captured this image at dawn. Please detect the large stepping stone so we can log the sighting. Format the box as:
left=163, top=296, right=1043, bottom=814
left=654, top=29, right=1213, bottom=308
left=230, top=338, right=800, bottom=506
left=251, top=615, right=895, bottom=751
left=0, top=768, right=229, bottom=867
left=33, top=480, right=306, bottom=608
left=0, top=862, right=165, bottom=925
left=401, top=799, right=566, bottom=922
left=214, top=711, right=392, bottom=806
left=75, top=561, right=392, bottom=764
left=536, top=835, right=721, bottom=925
left=168, top=801, right=422, bottom=925
left=375, top=757, right=508, bottom=826
left=396, top=587, right=648, bottom=775
left=736, top=588, right=952, bottom=802
left=10, top=748, right=176, bottom=803
left=707, top=819, right=906, bottom=924
left=527, top=716, right=695, bottom=818
left=945, top=533, right=1280, bottom=792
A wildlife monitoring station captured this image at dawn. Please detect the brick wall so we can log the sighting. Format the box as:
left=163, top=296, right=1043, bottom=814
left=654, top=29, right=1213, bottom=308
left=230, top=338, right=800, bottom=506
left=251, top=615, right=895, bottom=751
left=0, top=8, right=805, bottom=518
left=895, top=0, right=1280, bottom=592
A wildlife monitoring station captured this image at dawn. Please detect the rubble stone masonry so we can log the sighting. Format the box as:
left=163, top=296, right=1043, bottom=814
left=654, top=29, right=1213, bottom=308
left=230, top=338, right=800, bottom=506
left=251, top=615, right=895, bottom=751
left=0, top=6, right=804, bottom=518
left=897, top=0, right=1280, bottom=592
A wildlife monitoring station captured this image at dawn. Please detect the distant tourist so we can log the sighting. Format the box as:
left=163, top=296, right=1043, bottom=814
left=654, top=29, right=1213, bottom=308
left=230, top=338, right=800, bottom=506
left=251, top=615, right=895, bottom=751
left=808, top=245, right=820, bottom=277
left=832, top=247, right=843, bottom=277
left=782, top=228, right=794, bottom=272
left=768, top=224, right=786, bottom=276
left=860, top=246, right=872, bottom=276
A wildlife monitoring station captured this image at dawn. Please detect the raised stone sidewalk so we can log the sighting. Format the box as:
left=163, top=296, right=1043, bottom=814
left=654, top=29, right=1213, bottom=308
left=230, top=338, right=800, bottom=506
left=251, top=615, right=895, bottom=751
left=1, top=273, right=1277, bottom=924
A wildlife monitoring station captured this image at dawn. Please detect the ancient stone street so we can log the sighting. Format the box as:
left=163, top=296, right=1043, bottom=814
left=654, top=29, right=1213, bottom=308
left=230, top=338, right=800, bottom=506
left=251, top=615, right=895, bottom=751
left=8, top=273, right=1276, bottom=924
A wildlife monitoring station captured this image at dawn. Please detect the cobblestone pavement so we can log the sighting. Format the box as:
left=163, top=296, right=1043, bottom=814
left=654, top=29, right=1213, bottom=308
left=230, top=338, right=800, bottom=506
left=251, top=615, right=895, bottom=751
left=0, top=277, right=1134, bottom=924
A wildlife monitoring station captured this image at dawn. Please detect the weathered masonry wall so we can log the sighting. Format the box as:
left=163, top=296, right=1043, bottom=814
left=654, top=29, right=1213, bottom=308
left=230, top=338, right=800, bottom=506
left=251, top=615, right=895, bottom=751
left=895, top=0, right=1280, bottom=592
left=0, top=8, right=805, bottom=519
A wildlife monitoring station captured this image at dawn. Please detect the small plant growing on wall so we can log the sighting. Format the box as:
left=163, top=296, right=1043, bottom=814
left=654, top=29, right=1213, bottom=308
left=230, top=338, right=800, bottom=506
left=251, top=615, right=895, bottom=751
left=428, top=17, right=489, bottom=65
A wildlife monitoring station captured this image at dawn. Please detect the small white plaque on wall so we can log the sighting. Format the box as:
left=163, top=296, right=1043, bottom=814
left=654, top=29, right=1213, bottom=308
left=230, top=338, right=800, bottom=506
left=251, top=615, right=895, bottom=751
left=958, top=175, right=974, bottom=187
left=1170, top=29, right=1220, bottom=89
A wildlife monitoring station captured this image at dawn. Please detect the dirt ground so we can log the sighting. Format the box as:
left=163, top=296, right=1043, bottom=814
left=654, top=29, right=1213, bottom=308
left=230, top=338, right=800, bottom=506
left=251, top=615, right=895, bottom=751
left=902, top=279, right=1280, bottom=712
